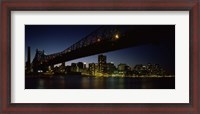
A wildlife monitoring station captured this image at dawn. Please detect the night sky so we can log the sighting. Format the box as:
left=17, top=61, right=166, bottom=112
left=25, top=25, right=175, bottom=73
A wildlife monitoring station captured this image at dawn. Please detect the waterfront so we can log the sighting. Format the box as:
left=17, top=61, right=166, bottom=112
left=25, top=75, right=175, bottom=89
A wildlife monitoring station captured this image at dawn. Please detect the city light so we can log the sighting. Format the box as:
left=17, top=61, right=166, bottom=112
left=27, top=53, right=173, bottom=78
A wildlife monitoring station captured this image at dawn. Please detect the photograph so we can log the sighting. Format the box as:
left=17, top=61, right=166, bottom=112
left=25, top=25, right=175, bottom=89
left=1, top=0, right=199, bottom=113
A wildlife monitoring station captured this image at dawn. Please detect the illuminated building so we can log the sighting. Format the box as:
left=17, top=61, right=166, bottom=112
left=98, top=54, right=107, bottom=73
left=71, top=63, right=77, bottom=72
left=117, top=63, right=131, bottom=76
left=106, top=62, right=116, bottom=74
left=118, top=63, right=127, bottom=71
left=60, top=62, right=65, bottom=73
left=77, top=62, right=84, bottom=72
left=132, top=63, right=169, bottom=76
left=83, top=62, right=87, bottom=69
left=89, top=63, right=95, bottom=76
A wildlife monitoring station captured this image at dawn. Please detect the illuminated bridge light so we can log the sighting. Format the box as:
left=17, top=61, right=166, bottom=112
left=115, top=34, right=119, bottom=39
left=97, top=38, right=101, bottom=42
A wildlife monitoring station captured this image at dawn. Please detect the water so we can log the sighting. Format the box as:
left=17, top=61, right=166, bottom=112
left=25, top=75, right=175, bottom=89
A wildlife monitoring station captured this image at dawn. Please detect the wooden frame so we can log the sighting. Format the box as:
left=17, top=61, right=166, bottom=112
left=0, top=0, right=199, bottom=113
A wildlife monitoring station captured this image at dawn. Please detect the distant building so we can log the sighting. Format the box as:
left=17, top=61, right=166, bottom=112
left=83, top=62, right=87, bottom=69
left=98, top=54, right=107, bottom=73
left=106, top=62, right=116, bottom=74
left=65, top=66, right=71, bottom=74
left=133, top=63, right=168, bottom=76
left=71, top=63, right=77, bottom=72
left=77, top=62, right=84, bottom=72
left=60, top=62, right=65, bottom=73
left=118, top=63, right=127, bottom=71
left=89, top=63, right=95, bottom=76
left=117, top=63, right=131, bottom=76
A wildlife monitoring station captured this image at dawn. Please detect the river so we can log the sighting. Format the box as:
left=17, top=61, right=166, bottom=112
left=25, top=75, right=175, bottom=89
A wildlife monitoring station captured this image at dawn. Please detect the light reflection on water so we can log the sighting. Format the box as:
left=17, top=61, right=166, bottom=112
left=38, top=79, right=44, bottom=89
left=81, top=77, right=90, bottom=89
left=26, top=75, right=175, bottom=89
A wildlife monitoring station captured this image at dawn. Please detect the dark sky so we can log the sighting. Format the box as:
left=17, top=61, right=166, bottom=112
left=25, top=25, right=175, bottom=73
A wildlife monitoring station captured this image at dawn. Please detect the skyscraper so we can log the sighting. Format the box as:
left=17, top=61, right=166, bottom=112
left=77, top=62, right=84, bottom=72
left=89, top=63, right=95, bottom=76
left=98, top=54, right=107, bottom=73
left=106, top=62, right=116, bottom=74
left=71, top=63, right=77, bottom=72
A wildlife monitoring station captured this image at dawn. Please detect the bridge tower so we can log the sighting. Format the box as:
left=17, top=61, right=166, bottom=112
left=32, top=49, right=48, bottom=73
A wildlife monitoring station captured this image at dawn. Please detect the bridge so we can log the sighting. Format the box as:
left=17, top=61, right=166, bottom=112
left=31, top=25, right=174, bottom=72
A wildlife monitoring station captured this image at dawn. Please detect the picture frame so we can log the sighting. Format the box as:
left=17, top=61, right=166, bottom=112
left=0, top=0, right=199, bottom=113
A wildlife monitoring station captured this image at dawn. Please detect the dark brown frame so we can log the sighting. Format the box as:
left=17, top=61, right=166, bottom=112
left=0, top=0, right=199, bottom=113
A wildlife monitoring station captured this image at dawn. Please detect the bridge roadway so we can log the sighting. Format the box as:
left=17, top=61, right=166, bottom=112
left=32, top=25, right=175, bottom=72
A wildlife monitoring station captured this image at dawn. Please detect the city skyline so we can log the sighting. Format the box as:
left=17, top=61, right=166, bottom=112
left=25, top=25, right=175, bottom=73
left=34, top=53, right=172, bottom=78
left=61, top=54, right=172, bottom=76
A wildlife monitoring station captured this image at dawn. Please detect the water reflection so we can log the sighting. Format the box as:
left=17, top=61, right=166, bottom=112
left=26, top=75, right=175, bottom=89
left=91, top=77, right=104, bottom=89
left=81, top=77, right=90, bottom=89
left=38, top=79, right=44, bottom=89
